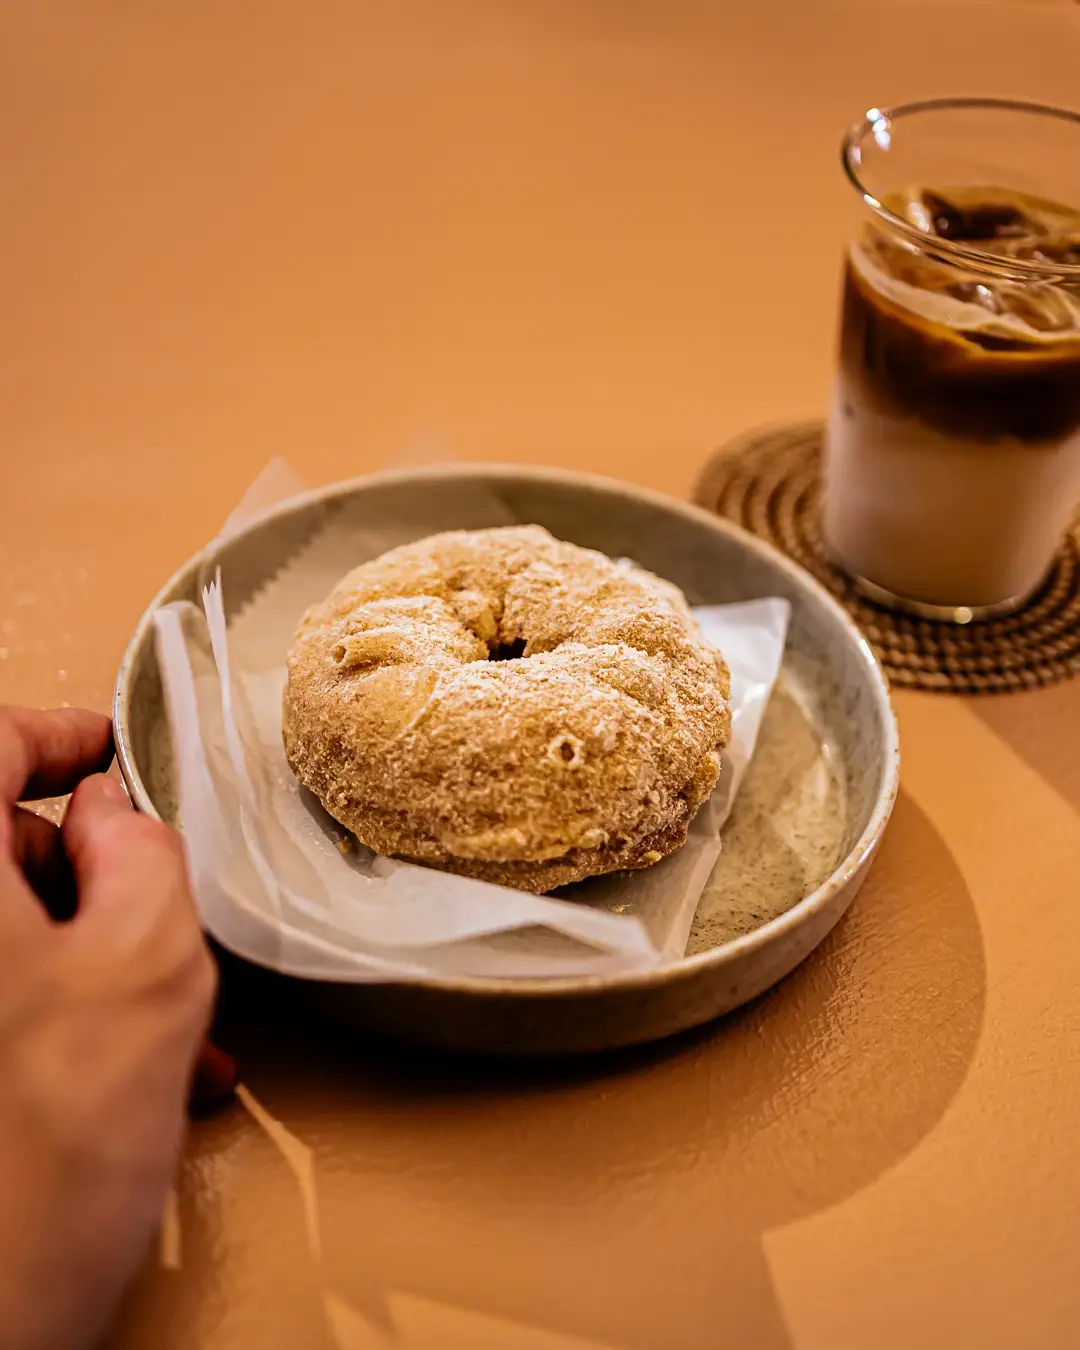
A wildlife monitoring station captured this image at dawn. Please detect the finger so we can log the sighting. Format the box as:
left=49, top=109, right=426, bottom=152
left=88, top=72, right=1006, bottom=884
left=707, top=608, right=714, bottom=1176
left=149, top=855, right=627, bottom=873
left=62, top=775, right=188, bottom=923
left=62, top=774, right=215, bottom=1019
left=62, top=777, right=211, bottom=988
left=0, top=706, right=114, bottom=810
left=11, top=805, right=78, bottom=921
left=0, top=826, right=52, bottom=942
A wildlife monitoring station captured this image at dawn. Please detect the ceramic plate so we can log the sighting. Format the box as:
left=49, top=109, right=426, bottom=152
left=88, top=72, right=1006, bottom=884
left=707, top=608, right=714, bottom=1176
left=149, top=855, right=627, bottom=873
left=114, top=466, right=899, bottom=1053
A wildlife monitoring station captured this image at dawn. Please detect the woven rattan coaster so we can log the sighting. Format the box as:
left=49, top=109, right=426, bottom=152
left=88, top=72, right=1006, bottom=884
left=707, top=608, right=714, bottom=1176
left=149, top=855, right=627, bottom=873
left=693, top=422, right=1080, bottom=694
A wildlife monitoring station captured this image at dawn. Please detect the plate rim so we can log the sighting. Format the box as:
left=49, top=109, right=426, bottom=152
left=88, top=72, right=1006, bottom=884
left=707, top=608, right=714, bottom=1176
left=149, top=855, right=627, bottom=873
left=114, top=461, right=901, bottom=998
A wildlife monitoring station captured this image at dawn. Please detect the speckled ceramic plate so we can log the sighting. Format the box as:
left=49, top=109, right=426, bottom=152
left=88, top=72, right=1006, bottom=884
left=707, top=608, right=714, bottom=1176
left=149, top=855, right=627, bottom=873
left=114, top=466, right=898, bottom=1054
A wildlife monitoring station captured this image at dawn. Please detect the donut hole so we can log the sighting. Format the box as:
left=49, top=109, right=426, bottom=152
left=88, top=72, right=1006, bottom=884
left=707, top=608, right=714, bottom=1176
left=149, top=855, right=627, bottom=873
left=487, top=637, right=527, bottom=662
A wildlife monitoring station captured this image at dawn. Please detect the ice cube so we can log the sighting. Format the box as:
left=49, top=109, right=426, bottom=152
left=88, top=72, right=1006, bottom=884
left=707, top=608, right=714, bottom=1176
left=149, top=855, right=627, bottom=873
left=1013, top=234, right=1080, bottom=269
left=861, top=224, right=952, bottom=290
left=920, top=190, right=1043, bottom=243
left=945, top=281, right=1004, bottom=315
left=995, top=282, right=1077, bottom=334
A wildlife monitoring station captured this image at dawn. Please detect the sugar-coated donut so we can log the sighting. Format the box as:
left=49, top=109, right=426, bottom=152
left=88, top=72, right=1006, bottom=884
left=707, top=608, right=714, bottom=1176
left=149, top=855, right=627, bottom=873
left=283, top=526, right=731, bottom=892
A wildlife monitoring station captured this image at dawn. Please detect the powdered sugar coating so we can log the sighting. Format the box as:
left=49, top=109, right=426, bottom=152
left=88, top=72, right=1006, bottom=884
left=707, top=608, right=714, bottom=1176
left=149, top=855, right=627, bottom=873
left=282, top=525, right=731, bottom=892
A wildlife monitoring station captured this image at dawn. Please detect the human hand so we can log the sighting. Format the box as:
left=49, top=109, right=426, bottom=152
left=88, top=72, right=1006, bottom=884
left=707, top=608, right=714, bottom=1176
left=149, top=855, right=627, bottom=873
left=0, top=706, right=217, bottom=1350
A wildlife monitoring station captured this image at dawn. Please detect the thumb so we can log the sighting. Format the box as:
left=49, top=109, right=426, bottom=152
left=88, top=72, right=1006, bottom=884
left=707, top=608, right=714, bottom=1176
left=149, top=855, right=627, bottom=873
left=61, top=774, right=216, bottom=1035
left=62, top=775, right=192, bottom=927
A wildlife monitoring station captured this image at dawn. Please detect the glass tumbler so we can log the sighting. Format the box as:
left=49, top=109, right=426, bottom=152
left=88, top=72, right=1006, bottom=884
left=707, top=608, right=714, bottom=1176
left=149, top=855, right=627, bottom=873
left=823, top=98, right=1080, bottom=622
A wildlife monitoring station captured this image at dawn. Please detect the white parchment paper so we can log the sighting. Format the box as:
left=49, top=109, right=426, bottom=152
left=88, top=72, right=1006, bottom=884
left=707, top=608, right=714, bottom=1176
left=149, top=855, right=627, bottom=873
left=153, top=471, right=790, bottom=982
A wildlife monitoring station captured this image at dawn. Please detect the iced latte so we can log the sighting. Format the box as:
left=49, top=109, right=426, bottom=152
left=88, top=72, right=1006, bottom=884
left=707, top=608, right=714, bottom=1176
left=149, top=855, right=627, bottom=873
left=824, top=101, right=1080, bottom=619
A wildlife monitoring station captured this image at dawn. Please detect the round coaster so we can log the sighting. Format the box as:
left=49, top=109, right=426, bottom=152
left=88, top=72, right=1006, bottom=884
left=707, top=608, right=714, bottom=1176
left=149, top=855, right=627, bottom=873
left=693, top=422, right=1080, bottom=694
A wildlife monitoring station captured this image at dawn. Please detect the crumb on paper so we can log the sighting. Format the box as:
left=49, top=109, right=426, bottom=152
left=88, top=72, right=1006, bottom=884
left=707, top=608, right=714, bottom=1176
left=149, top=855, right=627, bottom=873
left=337, top=835, right=354, bottom=855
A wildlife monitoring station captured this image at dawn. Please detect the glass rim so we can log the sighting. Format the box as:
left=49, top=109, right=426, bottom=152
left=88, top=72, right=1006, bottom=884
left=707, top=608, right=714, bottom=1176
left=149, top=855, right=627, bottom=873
left=841, top=96, right=1080, bottom=280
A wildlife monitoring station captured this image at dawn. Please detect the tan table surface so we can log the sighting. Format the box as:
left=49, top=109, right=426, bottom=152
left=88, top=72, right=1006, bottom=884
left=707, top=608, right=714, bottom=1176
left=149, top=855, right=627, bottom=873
left=3, top=2, right=1080, bottom=1347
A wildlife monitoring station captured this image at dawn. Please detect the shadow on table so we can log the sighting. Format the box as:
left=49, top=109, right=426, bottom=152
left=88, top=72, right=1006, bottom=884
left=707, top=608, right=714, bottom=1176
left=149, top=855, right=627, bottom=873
left=968, top=684, right=1080, bottom=816
left=110, top=788, right=985, bottom=1350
